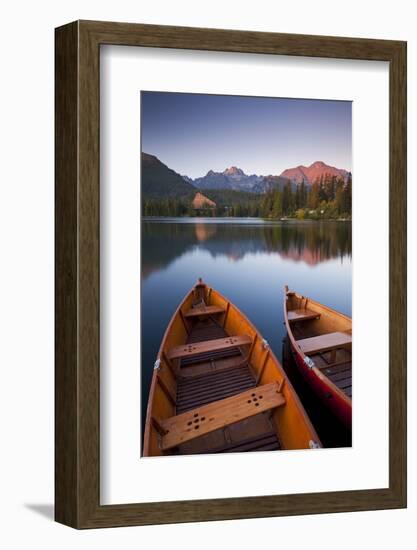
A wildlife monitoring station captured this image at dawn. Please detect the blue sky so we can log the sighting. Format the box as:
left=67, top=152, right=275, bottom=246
left=141, top=91, right=352, bottom=178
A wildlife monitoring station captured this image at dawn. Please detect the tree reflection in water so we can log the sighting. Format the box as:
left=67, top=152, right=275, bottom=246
left=141, top=218, right=351, bottom=279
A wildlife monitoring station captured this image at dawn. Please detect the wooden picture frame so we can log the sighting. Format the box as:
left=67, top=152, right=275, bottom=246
left=55, top=20, right=407, bottom=528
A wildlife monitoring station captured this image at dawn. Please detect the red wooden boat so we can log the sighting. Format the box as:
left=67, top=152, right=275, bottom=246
left=283, top=286, right=352, bottom=428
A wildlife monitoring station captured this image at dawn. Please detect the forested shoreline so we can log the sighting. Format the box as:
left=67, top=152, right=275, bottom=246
left=142, top=175, right=352, bottom=220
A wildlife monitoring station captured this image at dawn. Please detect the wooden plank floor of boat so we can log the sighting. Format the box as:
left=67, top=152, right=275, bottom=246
left=311, top=349, right=352, bottom=398
left=173, top=318, right=281, bottom=454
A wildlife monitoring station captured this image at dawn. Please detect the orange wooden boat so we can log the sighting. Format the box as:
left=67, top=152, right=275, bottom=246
left=143, top=279, right=321, bottom=456
left=283, top=286, right=352, bottom=427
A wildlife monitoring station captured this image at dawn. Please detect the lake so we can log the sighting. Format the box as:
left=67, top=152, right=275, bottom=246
left=141, top=218, right=352, bottom=446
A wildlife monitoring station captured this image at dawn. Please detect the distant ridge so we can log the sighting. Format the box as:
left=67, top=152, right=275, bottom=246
left=193, top=166, right=263, bottom=192
left=194, top=170, right=231, bottom=190
left=280, top=161, right=350, bottom=185
left=141, top=152, right=196, bottom=198
left=253, top=175, right=293, bottom=193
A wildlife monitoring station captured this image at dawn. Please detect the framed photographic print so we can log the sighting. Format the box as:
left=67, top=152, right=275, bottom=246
left=55, top=20, right=406, bottom=528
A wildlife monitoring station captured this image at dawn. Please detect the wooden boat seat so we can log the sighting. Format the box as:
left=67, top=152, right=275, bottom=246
left=159, top=382, right=285, bottom=451
left=297, top=331, right=352, bottom=355
left=167, top=334, right=252, bottom=361
left=287, top=308, right=320, bottom=323
left=183, top=305, right=225, bottom=318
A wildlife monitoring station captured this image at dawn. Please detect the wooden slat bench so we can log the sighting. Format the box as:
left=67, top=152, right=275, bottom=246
left=167, top=334, right=252, bottom=361
left=183, top=305, right=225, bottom=318
left=159, top=382, right=285, bottom=451
left=296, top=331, right=352, bottom=355
left=287, top=308, right=320, bottom=323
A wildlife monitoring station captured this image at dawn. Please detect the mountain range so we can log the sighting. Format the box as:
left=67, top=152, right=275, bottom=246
left=192, top=166, right=263, bottom=192
left=141, top=152, right=351, bottom=199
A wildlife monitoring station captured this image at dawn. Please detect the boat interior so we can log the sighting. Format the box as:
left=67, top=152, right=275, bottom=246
left=144, top=281, right=318, bottom=456
left=285, top=290, right=352, bottom=399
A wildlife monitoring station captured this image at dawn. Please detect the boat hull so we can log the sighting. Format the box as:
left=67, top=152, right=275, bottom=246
left=290, top=341, right=352, bottom=427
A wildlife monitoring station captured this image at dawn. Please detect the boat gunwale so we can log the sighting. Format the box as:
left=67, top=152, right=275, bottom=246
left=143, top=287, right=194, bottom=456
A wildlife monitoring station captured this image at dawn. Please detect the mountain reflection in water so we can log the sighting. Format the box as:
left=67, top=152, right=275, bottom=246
left=142, top=218, right=351, bottom=279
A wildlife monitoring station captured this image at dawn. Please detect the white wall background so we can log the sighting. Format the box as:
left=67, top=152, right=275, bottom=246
left=0, top=0, right=415, bottom=547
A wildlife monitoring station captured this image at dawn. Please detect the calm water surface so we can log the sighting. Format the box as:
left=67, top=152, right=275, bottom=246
left=141, top=218, right=352, bottom=445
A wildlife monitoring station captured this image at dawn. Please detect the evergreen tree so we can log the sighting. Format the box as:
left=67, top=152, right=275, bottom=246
left=282, top=182, right=292, bottom=215
left=300, top=179, right=307, bottom=208
left=342, top=175, right=352, bottom=215
left=319, top=177, right=328, bottom=202
left=335, top=178, right=344, bottom=215
left=309, top=180, right=320, bottom=209
left=295, top=185, right=300, bottom=210
left=272, top=190, right=283, bottom=218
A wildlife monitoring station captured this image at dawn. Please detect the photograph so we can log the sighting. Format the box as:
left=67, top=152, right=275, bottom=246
left=141, top=91, right=352, bottom=456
